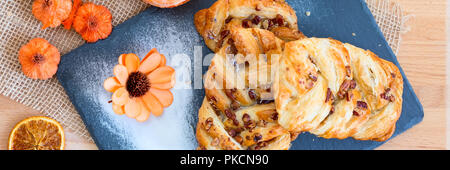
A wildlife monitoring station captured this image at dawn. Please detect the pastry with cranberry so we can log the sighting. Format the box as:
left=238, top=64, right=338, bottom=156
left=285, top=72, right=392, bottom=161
left=194, top=0, right=305, bottom=52
left=197, top=28, right=297, bottom=150
left=273, top=38, right=403, bottom=141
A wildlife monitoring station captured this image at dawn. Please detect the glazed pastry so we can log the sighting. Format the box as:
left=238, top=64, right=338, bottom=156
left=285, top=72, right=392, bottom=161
left=194, top=0, right=305, bottom=52
left=273, top=38, right=403, bottom=141
left=197, top=28, right=296, bottom=150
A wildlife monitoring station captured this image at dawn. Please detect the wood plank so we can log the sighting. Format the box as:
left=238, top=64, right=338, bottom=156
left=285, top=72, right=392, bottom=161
left=0, top=95, right=97, bottom=150
left=377, top=0, right=447, bottom=150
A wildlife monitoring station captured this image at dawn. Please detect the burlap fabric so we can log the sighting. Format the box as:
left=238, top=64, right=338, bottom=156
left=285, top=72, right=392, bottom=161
left=0, top=0, right=407, bottom=143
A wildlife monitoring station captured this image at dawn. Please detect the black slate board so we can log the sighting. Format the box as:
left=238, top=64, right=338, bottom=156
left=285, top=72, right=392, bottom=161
left=57, top=0, right=424, bottom=150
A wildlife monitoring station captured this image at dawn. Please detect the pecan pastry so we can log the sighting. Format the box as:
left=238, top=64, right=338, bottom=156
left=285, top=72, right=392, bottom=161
left=196, top=28, right=296, bottom=150
left=194, top=0, right=305, bottom=52
left=273, top=38, right=403, bottom=141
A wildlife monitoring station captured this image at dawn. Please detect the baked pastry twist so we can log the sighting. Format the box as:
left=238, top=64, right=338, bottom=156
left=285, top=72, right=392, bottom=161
left=194, top=0, right=305, bottom=52
left=197, top=28, right=297, bottom=150
left=274, top=38, right=403, bottom=141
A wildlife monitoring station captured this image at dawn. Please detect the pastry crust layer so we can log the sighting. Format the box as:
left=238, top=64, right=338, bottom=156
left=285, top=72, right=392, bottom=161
left=197, top=28, right=295, bottom=150
left=274, top=38, right=403, bottom=141
left=194, top=0, right=304, bottom=52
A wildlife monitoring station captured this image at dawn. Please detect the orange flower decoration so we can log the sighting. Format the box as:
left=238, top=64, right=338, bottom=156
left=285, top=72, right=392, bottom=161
left=32, top=0, right=72, bottom=29
left=73, top=3, right=112, bottom=43
left=18, top=38, right=60, bottom=80
left=104, top=49, right=176, bottom=122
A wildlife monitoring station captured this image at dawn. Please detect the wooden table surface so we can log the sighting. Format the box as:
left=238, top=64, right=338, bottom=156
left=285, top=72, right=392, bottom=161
left=0, top=0, right=447, bottom=150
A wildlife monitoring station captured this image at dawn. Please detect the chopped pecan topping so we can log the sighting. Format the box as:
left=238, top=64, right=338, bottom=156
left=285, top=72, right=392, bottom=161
left=309, top=73, right=318, bottom=82
left=356, top=101, right=368, bottom=109
left=205, top=117, right=214, bottom=131
left=208, top=95, right=216, bottom=102
left=242, top=113, right=251, bottom=122
left=233, top=119, right=240, bottom=126
left=254, top=141, right=268, bottom=150
left=349, top=80, right=357, bottom=89
left=228, top=129, right=237, bottom=137
left=391, top=73, right=396, bottom=78
left=271, top=112, right=279, bottom=121
left=242, top=114, right=256, bottom=130
left=257, top=141, right=268, bottom=147
left=389, top=96, right=395, bottom=102
left=255, top=6, right=261, bottom=11
left=386, top=88, right=391, bottom=93
left=271, top=14, right=285, bottom=26
left=252, top=16, right=261, bottom=25
left=244, top=121, right=256, bottom=130
left=339, top=81, right=350, bottom=94
left=380, top=88, right=395, bottom=102
left=248, top=89, right=257, bottom=100
left=242, top=19, right=252, bottom=28
left=337, top=80, right=356, bottom=101
left=346, top=91, right=353, bottom=102
left=268, top=19, right=274, bottom=28
left=325, top=88, right=333, bottom=103
left=345, top=66, right=352, bottom=77
left=380, top=93, right=386, bottom=100
left=234, top=135, right=243, bottom=144
left=225, top=109, right=239, bottom=125
left=208, top=97, right=221, bottom=115
left=253, top=133, right=263, bottom=142
left=225, top=89, right=237, bottom=100
left=231, top=101, right=240, bottom=111
left=227, top=42, right=238, bottom=55
left=220, top=30, right=230, bottom=39
left=225, top=17, right=232, bottom=24
left=227, top=37, right=234, bottom=45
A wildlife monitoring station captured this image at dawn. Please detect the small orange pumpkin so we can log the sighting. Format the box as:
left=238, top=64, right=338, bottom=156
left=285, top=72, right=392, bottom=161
left=18, top=38, right=60, bottom=80
left=32, top=0, right=72, bottom=29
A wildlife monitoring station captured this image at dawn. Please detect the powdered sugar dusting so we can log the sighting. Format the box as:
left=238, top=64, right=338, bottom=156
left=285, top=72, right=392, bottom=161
left=96, top=16, right=198, bottom=149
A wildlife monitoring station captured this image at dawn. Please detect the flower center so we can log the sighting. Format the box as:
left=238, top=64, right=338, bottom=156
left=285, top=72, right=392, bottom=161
left=88, top=16, right=98, bottom=29
left=32, top=54, right=45, bottom=64
left=126, top=71, right=150, bottom=98
left=44, top=0, right=52, bottom=7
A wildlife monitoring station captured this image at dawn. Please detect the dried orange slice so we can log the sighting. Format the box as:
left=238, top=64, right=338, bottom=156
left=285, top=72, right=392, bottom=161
left=142, top=0, right=190, bottom=8
left=73, top=3, right=112, bottom=43
left=32, top=0, right=72, bottom=29
left=8, top=116, right=65, bottom=150
left=18, top=38, right=60, bottom=80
